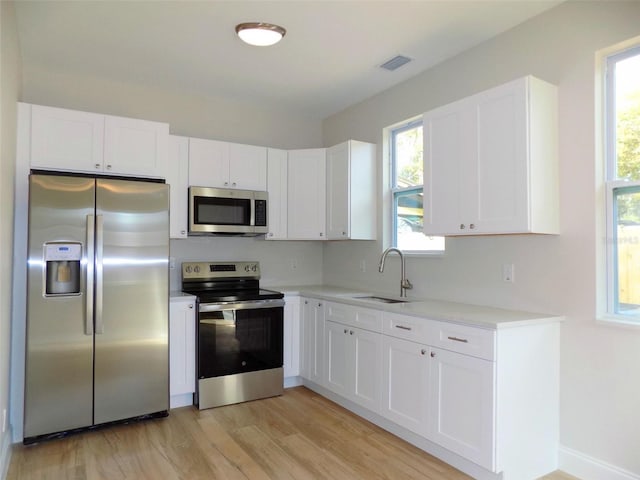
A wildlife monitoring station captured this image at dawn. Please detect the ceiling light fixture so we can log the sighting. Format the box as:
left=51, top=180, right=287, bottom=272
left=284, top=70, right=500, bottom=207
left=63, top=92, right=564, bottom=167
left=235, top=22, right=286, bottom=47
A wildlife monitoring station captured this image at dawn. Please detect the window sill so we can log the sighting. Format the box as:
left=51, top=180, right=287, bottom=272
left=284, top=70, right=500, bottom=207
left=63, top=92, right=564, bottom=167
left=595, top=314, right=640, bottom=329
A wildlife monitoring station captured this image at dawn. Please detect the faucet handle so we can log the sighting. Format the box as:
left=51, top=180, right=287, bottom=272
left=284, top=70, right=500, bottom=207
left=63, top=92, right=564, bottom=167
left=402, top=278, right=413, bottom=290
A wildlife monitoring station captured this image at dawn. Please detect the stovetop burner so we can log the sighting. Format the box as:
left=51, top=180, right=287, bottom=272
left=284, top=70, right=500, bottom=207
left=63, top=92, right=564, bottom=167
left=181, top=261, right=283, bottom=303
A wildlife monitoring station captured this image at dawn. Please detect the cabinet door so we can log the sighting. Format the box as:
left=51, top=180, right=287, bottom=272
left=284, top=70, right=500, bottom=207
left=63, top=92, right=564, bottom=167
left=168, top=135, right=189, bottom=238
left=325, top=321, right=350, bottom=397
left=188, top=137, right=230, bottom=187
left=428, top=347, right=495, bottom=470
left=283, top=296, right=301, bottom=378
left=301, top=298, right=324, bottom=384
left=382, top=336, right=429, bottom=436
left=169, top=299, right=196, bottom=397
left=326, top=142, right=350, bottom=239
left=423, top=100, right=472, bottom=235
left=30, top=104, right=105, bottom=173
left=266, top=148, right=288, bottom=240
left=469, top=80, right=528, bottom=233
left=352, top=328, right=382, bottom=413
left=229, top=143, right=267, bottom=190
left=287, top=149, right=326, bottom=240
left=104, top=115, right=169, bottom=178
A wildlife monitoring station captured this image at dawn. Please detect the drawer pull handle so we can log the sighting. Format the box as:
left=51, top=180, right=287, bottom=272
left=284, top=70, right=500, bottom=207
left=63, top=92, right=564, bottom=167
left=395, top=325, right=412, bottom=331
left=447, top=336, right=469, bottom=343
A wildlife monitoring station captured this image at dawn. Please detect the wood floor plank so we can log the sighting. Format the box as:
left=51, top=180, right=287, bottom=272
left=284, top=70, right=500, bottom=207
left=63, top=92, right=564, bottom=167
left=6, top=386, right=577, bottom=480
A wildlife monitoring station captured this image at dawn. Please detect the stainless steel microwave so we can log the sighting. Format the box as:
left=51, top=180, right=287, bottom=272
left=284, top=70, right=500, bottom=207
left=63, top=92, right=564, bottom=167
left=189, top=186, right=268, bottom=236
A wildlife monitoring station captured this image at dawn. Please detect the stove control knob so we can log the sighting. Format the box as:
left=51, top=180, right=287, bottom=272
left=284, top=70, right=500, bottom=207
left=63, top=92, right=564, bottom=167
left=251, top=264, right=258, bottom=272
left=194, top=266, right=200, bottom=273
left=185, top=266, right=192, bottom=274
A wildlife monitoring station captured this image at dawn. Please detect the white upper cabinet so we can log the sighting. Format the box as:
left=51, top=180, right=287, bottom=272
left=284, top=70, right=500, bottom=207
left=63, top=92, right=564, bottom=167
left=188, top=137, right=267, bottom=191
left=326, top=140, right=376, bottom=240
left=29, top=104, right=168, bottom=178
left=266, top=148, right=288, bottom=240
left=287, top=148, right=326, bottom=240
left=423, top=76, right=559, bottom=236
left=103, top=115, right=169, bottom=178
left=167, top=135, right=189, bottom=239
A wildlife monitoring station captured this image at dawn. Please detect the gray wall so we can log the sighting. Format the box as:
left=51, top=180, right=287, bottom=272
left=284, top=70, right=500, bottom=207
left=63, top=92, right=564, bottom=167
left=0, top=1, right=20, bottom=476
left=322, top=1, right=640, bottom=475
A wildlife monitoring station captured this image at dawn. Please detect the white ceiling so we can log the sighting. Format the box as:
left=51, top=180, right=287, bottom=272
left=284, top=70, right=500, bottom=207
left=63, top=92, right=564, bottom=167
left=14, top=0, right=562, bottom=120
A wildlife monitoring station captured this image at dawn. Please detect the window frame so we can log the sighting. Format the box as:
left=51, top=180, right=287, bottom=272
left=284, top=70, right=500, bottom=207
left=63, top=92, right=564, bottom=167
left=389, top=118, right=444, bottom=255
left=604, top=44, right=640, bottom=323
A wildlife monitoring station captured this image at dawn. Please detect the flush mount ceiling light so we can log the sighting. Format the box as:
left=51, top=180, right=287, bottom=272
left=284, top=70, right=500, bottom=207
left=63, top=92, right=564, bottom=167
left=235, top=22, right=286, bottom=46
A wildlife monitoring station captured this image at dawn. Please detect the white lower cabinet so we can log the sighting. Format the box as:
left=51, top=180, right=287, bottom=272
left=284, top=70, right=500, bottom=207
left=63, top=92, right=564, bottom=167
left=300, top=297, right=560, bottom=480
left=283, top=295, right=301, bottom=379
left=300, top=298, right=325, bottom=385
left=381, top=335, right=430, bottom=435
left=326, top=320, right=382, bottom=413
left=169, top=295, right=196, bottom=408
left=428, top=346, right=495, bottom=470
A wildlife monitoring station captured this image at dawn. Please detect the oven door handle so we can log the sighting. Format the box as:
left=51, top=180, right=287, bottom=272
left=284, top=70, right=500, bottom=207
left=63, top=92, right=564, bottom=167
left=198, top=299, right=285, bottom=312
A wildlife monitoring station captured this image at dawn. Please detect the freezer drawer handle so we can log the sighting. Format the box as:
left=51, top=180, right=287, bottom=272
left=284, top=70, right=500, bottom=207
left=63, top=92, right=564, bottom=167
left=395, top=325, right=412, bottom=331
left=95, top=215, right=104, bottom=334
left=85, top=214, right=95, bottom=336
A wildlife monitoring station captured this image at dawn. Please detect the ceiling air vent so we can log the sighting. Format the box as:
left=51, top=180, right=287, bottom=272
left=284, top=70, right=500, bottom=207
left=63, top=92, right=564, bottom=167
left=380, top=55, right=412, bottom=71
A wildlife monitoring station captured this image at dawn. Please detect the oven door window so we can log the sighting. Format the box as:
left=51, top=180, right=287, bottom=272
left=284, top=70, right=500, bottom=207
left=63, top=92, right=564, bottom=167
left=198, top=307, right=283, bottom=378
left=194, top=196, right=251, bottom=226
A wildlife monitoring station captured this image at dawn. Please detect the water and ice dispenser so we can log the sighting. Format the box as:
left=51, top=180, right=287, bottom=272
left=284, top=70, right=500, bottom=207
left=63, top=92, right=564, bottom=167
left=44, top=243, right=81, bottom=296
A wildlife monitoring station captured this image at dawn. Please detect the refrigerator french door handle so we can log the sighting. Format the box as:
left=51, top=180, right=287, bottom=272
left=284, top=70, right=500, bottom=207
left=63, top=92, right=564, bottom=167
left=85, top=215, right=95, bottom=336
left=95, top=214, right=104, bottom=334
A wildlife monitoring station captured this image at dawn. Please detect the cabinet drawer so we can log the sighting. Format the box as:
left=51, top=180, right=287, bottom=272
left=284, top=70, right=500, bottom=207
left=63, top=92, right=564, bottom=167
left=431, top=321, right=495, bottom=361
left=383, top=312, right=431, bottom=344
left=325, top=301, right=382, bottom=332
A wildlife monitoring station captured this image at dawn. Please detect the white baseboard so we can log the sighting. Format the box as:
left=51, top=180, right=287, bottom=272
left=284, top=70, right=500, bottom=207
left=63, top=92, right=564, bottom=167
left=284, top=376, right=303, bottom=388
left=560, top=445, right=640, bottom=480
left=0, top=427, right=12, bottom=480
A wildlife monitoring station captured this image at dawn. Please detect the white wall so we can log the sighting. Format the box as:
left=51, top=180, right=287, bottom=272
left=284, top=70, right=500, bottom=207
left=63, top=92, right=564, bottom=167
left=169, top=238, right=322, bottom=291
left=20, top=63, right=323, bottom=150
left=0, top=1, right=20, bottom=477
left=322, top=1, right=640, bottom=477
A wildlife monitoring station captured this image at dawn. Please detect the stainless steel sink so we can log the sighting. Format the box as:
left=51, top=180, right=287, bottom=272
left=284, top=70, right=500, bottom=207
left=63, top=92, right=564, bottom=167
left=353, top=295, right=408, bottom=304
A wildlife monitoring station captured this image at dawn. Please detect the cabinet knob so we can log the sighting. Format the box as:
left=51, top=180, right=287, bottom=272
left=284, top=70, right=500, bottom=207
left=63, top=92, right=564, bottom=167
left=430, top=351, right=436, bottom=358
left=304, top=300, right=308, bottom=305
left=224, top=182, right=229, bottom=186
left=469, top=223, right=475, bottom=230
left=318, top=303, right=322, bottom=307
left=232, top=182, right=237, bottom=187
left=180, top=230, right=186, bottom=235
left=349, top=330, right=354, bottom=335
left=188, top=304, right=193, bottom=309
left=344, top=329, right=348, bottom=334
left=106, top=164, right=112, bottom=170
left=459, top=224, right=466, bottom=230
left=421, top=349, right=426, bottom=355
left=95, top=163, right=101, bottom=169
left=268, top=232, right=273, bottom=237
left=342, top=232, right=346, bottom=236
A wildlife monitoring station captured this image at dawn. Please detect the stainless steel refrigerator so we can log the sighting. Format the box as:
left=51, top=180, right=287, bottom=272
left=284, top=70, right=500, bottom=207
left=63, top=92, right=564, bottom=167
left=24, top=173, right=169, bottom=442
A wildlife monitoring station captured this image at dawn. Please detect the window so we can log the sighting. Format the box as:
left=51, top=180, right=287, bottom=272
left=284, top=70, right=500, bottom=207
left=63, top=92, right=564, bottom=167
left=606, top=45, right=640, bottom=321
left=390, top=120, right=444, bottom=252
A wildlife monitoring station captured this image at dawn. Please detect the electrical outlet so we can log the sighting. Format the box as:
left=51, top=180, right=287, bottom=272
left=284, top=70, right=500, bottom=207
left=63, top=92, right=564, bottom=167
left=2, top=408, right=6, bottom=433
left=502, top=263, right=515, bottom=283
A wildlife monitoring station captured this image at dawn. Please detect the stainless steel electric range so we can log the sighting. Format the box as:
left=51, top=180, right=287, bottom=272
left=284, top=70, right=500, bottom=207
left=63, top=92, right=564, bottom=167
left=181, top=261, right=285, bottom=410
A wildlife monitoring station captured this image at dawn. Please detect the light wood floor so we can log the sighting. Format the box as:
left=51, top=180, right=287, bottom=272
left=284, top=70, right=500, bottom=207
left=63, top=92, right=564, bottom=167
left=8, top=386, right=578, bottom=480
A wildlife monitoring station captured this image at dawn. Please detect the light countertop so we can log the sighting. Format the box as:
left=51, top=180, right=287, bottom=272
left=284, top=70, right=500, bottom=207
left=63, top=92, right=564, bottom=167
left=271, top=284, right=562, bottom=330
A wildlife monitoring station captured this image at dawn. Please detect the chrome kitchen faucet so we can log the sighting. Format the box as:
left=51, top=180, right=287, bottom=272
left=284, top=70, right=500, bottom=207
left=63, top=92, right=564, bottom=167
left=378, top=247, right=413, bottom=297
